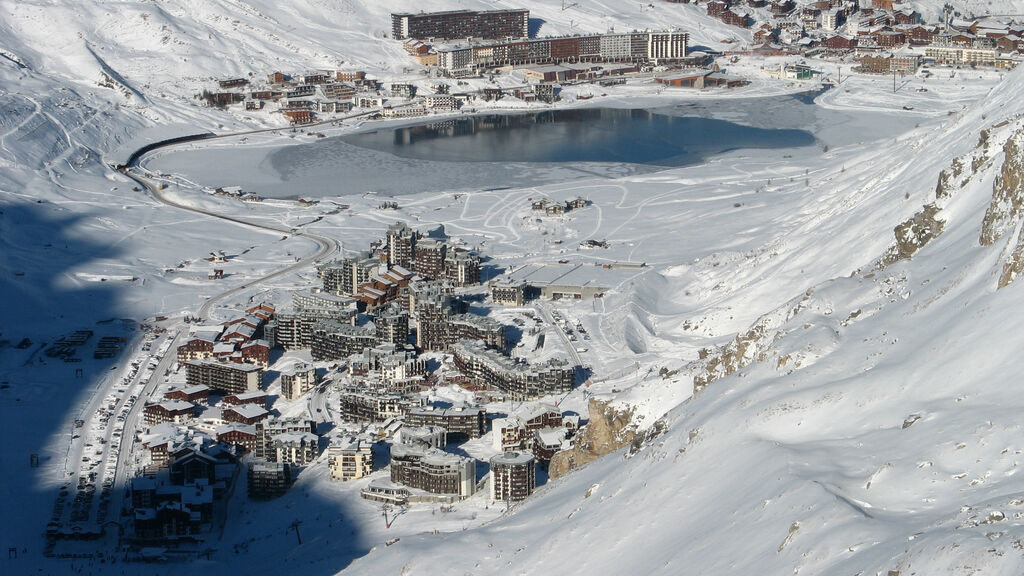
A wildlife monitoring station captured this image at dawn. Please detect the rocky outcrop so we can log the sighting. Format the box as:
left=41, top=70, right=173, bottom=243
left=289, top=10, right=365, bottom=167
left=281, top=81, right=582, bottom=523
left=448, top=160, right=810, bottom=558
left=549, top=398, right=639, bottom=479
left=981, top=130, right=1024, bottom=247
left=877, top=203, right=945, bottom=268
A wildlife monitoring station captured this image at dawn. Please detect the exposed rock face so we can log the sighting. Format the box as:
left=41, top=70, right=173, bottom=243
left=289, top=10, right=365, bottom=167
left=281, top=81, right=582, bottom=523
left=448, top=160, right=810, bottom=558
left=878, top=203, right=945, bottom=268
left=549, top=398, right=638, bottom=478
left=981, top=131, right=1024, bottom=247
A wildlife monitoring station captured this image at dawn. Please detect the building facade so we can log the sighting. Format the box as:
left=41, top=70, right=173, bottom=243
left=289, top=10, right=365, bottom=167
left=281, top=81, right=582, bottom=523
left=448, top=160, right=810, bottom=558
left=184, top=359, right=262, bottom=395
left=490, top=451, right=536, bottom=502
left=328, top=438, right=374, bottom=481
left=391, top=9, right=529, bottom=41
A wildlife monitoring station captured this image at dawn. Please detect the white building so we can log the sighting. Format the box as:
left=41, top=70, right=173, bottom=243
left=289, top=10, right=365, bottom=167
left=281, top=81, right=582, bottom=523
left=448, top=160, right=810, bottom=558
left=328, top=437, right=374, bottom=481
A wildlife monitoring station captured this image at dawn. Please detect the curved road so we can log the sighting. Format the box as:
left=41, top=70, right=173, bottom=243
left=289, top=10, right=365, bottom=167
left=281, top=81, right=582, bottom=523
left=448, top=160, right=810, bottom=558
left=119, top=167, right=338, bottom=320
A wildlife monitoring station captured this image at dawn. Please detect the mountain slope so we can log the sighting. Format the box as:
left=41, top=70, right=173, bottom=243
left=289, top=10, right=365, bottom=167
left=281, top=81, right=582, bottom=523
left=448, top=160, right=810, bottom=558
left=345, top=64, right=1024, bottom=576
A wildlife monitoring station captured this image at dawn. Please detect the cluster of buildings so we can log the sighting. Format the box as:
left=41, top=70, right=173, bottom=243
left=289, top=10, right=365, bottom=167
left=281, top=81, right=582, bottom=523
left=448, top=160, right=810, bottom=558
left=700, top=0, right=1021, bottom=73
left=176, top=304, right=273, bottom=368
left=135, top=216, right=591, bottom=524
left=129, top=444, right=236, bottom=543
left=492, top=403, right=579, bottom=465
left=361, top=419, right=538, bottom=505
left=427, top=30, right=691, bottom=76
left=358, top=399, right=577, bottom=505
left=452, top=339, right=574, bottom=401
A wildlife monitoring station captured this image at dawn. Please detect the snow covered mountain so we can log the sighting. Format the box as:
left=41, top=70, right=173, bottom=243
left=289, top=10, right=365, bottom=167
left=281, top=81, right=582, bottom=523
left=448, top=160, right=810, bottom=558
left=345, top=63, right=1024, bottom=573
left=5, top=1, right=1024, bottom=575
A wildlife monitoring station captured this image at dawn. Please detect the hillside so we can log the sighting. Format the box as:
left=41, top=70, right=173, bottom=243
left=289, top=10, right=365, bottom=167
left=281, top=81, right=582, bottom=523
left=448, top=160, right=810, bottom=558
left=346, top=61, right=1024, bottom=576
left=3, top=1, right=1024, bottom=575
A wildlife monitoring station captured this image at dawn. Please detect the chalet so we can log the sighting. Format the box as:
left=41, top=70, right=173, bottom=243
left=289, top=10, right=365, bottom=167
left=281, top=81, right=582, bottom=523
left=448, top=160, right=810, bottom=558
left=247, top=303, right=275, bottom=321
left=164, top=385, right=210, bottom=406
left=239, top=340, right=270, bottom=367
left=144, top=400, right=196, bottom=426
left=302, top=73, right=330, bottom=85
left=769, top=0, right=796, bottom=16
left=267, top=72, right=287, bottom=84
left=904, top=26, right=935, bottom=45
left=335, top=70, right=366, bottom=82
left=893, top=10, right=920, bottom=25
left=858, top=54, right=891, bottom=73
left=217, top=424, right=258, bottom=453
left=951, top=33, right=975, bottom=46
left=177, top=335, right=216, bottom=363
left=872, top=0, right=896, bottom=10
left=282, top=110, right=314, bottom=125
left=754, top=24, right=778, bottom=44
left=403, top=39, right=431, bottom=55
left=222, top=390, right=268, bottom=408
left=223, top=404, right=270, bottom=425
left=532, top=427, right=568, bottom=462
left=873, top=29, right=907, bottom=48
left=821, top=35, right=858, bottom=52
left=706, top=1, right=728, bottom=17
left=720, top=10, right=751, bottom=28
left=210, top=92, right=240, bottom=106
left=221, top=322, right=256, bottom=343
left=998, top=35, right=1021, bottom=53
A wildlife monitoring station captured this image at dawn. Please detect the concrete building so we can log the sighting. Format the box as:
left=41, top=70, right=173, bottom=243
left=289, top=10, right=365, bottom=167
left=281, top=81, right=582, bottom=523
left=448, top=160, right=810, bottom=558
left=341, top=388, right=416, bottom=423
left=404, top=405, right=487, bottom=440
left=310, top=320, right=377, bottom=361
left=280, top=363, right=318, bottom=400
left=255, top=417, right=317, bottom=460
left=386, top=222, right=417, bottom=269
left=397, top=425, right=448, bottom=450
left=247, top=459, right=291, bottom=499
left=389, top=443, right=476, bottom=498
left=318, top=254, right=380, bottom=297
left=328, top=437, right=374, bottom=481
left=452, top=339, right=575, bottom=401
left=489, top=279, right=527, bottom=306
left=490, top=451, right=536, bottom=502
left=184, top=359, right=262, bottom=395
left=272, top=432, right=320, bottom=466
left=391, top=9, right=529, bottom=41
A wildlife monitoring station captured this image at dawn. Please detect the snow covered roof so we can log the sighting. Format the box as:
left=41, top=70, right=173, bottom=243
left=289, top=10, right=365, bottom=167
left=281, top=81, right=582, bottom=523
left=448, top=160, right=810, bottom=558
left=225, top=404, right=268, bottom=419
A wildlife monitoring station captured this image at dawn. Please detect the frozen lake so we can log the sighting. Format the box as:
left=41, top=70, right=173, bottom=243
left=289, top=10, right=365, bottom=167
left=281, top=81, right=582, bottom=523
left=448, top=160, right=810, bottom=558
left=146, top=93, right=916, bottom=198
left=332, top=107, right=814, bottom=166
